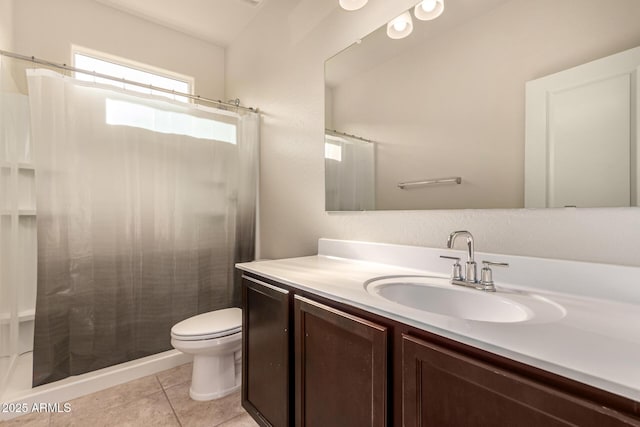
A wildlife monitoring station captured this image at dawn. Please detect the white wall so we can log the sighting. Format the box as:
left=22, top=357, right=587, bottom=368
left=0, top=0, right=12, bottom=51
left=12, top=0, right=225, bottom=100
left=227, top=0, right=640, bottom=267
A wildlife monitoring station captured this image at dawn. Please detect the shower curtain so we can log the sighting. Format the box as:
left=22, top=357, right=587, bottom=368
left=27, top=69, right=258, bottom=386
left=324, top=134, right=375, bottom=211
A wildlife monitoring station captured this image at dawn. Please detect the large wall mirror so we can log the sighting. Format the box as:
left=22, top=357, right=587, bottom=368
left=324, top=0, right=640, bottom=211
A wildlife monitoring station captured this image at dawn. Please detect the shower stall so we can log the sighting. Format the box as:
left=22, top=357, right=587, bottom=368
left=0, top=60, right=36, bottom=400
left=0, top=51, right=258, bottom=411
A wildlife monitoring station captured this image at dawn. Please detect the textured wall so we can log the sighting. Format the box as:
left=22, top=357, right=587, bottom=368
left=0, top=0, right=12, bottom=51
left=12, top=0, right=225, bottom=100
left=227, top=0, right=640, bottom=267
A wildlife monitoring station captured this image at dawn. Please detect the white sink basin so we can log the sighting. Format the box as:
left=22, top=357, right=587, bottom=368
left=365, top=276, right=565, bottom=324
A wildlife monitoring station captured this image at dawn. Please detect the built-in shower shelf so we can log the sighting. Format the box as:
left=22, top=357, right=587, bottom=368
left=0, top=309, right=35, bottom=325
left=0, top=210, right=36, bottom=216
left=0, top=162, right=34, bottom=170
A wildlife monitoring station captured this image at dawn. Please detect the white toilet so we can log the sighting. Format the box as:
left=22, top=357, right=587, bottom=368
left=171, top=307, right=242, bottom=401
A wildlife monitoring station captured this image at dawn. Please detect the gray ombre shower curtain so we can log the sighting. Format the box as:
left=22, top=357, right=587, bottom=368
left=26, top=69, right=258, bottom=386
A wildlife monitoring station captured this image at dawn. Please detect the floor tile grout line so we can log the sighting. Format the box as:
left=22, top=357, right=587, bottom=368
left=213, top=412, right=234, bottom=427
left=214, top=412, right=250, bottom=427
left=50, top=374, right=164, bottom=420
left=157, top=363, right=192, bottom=392
left=157, top=375, right=182, bottom=427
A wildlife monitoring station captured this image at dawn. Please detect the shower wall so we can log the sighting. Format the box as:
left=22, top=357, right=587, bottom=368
left=0, top=76, right=36, bottom=397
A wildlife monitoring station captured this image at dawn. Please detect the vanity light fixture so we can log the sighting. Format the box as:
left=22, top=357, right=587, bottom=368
left=387, top=11, right=414, bottom=39
left=414, top=0, right=444, bottom=21
left=339, top=0, right=368, bottom=11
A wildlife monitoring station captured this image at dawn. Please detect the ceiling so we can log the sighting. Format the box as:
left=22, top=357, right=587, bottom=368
left=95, top=0, right=265, bottom=47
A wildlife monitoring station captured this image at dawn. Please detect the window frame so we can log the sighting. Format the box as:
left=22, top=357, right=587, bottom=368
left=71, top=45, right=195, bottom=102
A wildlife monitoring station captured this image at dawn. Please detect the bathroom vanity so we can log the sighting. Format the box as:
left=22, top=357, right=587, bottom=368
left=237, top=239, right=640, bottom=426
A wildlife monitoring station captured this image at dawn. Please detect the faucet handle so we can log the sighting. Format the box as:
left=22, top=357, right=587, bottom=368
left=480, top=260, right=509, bottom=291
left=440, top=255, right=463, bottom=281
left=482, top=261, right=509, bottom=268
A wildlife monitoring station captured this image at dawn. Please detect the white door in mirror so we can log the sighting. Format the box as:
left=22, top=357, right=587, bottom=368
left=525, top=45, right=640, bottom=208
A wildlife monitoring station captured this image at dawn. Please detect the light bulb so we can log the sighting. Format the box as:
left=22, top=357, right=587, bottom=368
left=414, top=0, right=444, bottom=21
left=387, top=11, right=413, bottom=39
left=420, top=0, right=437, bottom=13
left=393, top=20, right=408, bottom=32
left=339, top=0, right=368, bottom=11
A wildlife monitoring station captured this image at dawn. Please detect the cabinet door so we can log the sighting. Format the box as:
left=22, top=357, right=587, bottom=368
left=294, top=296, right=388, bottom=427
left=402, top=334, right=639, bottom=427
left=242, top=276, right=290, bottom=427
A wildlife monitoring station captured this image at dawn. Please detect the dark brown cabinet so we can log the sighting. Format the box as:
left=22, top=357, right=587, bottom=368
left=294, top=295, right=388, bottom=427
left=402, top=334, right=640, bottom=427
left=242, top=275, right=291, bottom=427
left=241, top=272, right=640, bottom=427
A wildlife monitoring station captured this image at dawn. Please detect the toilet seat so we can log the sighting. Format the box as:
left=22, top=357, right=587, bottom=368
left=171, top=308, right=241, bottom=341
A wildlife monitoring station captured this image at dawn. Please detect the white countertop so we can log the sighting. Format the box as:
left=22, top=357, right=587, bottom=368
left=237, top=239, right=640, bottom=402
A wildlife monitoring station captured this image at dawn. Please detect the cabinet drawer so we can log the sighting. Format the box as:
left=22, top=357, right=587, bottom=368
left=402, top=334, right=639, bottom=427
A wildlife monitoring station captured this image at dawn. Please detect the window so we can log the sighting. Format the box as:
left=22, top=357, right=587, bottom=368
left=105, top=99, right=237, bottom=144
left=325, top=135, right=344, bottom=162
left=72, top=47, right=193, bottom=103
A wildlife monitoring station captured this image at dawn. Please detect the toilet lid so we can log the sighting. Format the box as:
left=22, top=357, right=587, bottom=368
left=171, top=308, right=242, bottom=341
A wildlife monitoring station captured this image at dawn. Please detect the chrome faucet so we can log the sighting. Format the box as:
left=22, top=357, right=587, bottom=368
left=440, top=230, right=508, bottom=292
left=447, top=230, right=477, bottom=283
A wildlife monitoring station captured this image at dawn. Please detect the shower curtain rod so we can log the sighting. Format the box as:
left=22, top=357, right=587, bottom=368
left=0, top=49, right=258, bottom=113
left=325, top=128, right=373, bottom=144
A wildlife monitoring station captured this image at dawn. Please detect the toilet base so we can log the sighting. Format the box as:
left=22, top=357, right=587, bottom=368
left=188, top=350, right=241, bottom=401
left=189, top=382, right=240, bottom=401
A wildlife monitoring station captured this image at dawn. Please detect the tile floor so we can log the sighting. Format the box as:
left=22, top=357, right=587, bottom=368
left=0, top=363, right=258, bottom=427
